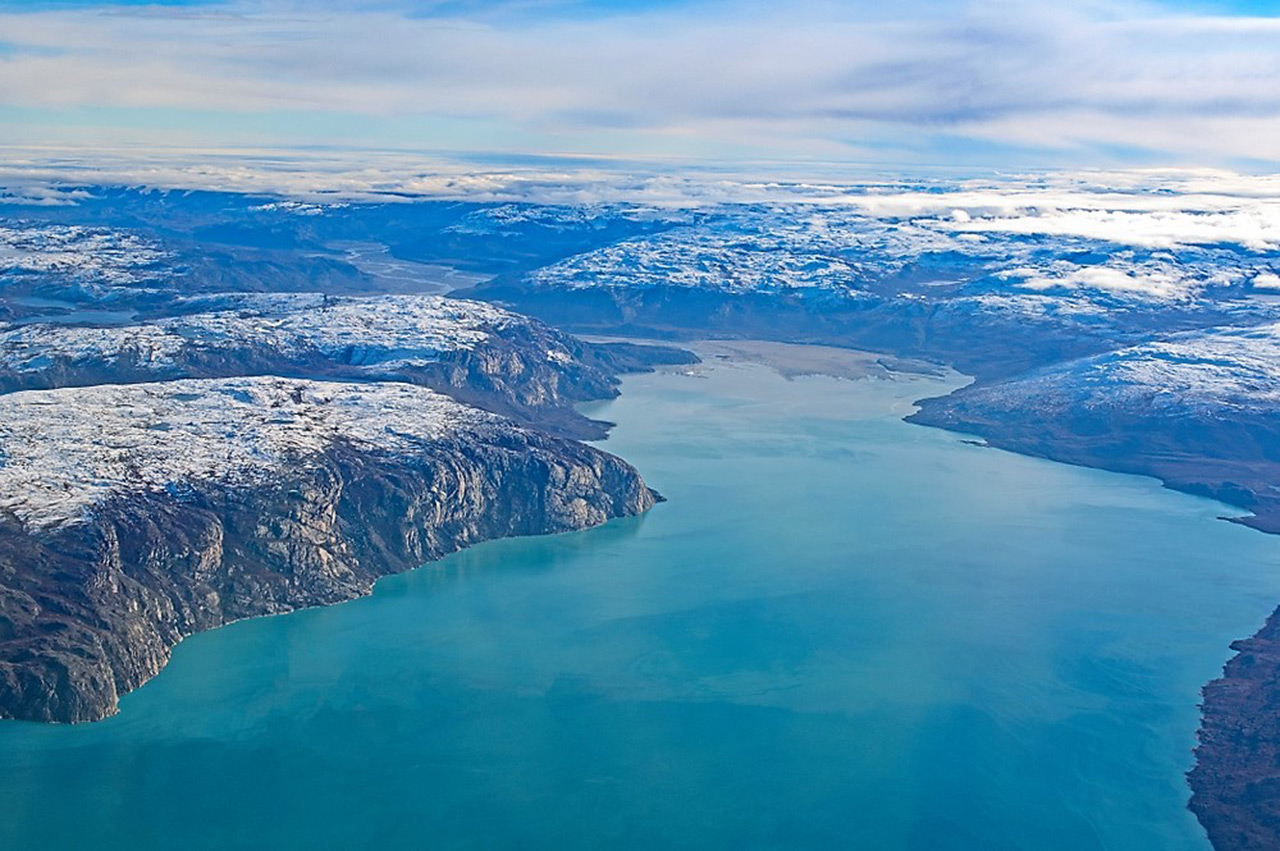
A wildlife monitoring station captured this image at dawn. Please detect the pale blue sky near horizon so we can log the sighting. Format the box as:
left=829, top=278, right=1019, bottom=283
left=1, top=0, right=1279, bottom=170
left=0, top=0, right=1273, bottom=11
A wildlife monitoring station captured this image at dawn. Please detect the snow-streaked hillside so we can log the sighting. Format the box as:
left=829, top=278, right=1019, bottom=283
left=0, top=222, right=169, bottom=291
left=944, top=322, right=1280, bottom=417
left=0, top=377, right=498, bottom=529
left=0, top=295, right=533, bottom=374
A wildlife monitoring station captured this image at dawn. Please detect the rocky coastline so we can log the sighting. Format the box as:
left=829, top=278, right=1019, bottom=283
left=905, top=396, right=1280, bottom=536
left=0, top=378, right=658, bottom=724
left=1188, top=608, right=1280, bottom=851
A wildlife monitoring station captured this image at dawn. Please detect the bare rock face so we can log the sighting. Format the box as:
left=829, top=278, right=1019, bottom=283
left=1189, top=607, right=1280, bottom=851
left=0, top=378, right=657, bottom=723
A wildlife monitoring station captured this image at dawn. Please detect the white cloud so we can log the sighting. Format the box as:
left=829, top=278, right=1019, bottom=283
left=0, top=1, right=1279, bottom=163
left=944, top=208, right=1280, bottom=251
left=1003, top=262, right=1195, bottom=300
left=2, top=145, right=1280, bottom=263
left=1253, top=272, right=1280, bottom=291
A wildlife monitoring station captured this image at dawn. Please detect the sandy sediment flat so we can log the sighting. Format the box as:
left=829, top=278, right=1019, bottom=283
left=689, top=339, right=946, bottom=381
left=588, top=335, right=947, bottom=382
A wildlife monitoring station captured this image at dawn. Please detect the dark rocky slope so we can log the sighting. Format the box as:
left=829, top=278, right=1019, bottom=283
left=0, top=379, right=658, bottom=723
left=907, top=391, right=1280, bottom=535
left=904, top=324, right=1280, bottom=534
left=1190, top=609, right=1280, bottom=851
left=0, top=296, right=695, bottom=441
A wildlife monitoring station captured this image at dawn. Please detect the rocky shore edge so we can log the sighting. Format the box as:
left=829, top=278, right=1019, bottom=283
left=1188, top=608, right=1280, bottom=851
left=904, top=389, right=1280, bottom=851
left=0, top=426, right=657, bottom=723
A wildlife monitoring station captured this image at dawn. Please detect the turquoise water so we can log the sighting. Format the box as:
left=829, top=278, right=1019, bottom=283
left=4, top=356, right=1280, bottom=850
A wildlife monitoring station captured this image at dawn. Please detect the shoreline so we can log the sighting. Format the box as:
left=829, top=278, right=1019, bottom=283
left=585, top=335, right=953, bottom=383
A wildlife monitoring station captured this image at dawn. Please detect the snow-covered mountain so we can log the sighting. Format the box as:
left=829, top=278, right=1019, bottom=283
left=0, top=294, right=690, bottom=438
left=909, top=320, right=1280, bottom=531
left=0, top=294, right=515, bottom=374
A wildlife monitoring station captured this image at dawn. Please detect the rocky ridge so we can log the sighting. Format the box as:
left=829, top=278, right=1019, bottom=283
left=907, top=322, right=1280, bottom=534
left=0, top=377, right=658, bottom=723
left=0, top=294, right=693, bottom=439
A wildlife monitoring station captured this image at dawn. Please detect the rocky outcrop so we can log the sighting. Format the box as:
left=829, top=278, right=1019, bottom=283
left=908, top=393, right=1280, bottom=533
left=0, top=378, right=658, bottom=723
left=0, top=295, right=696, bottom=440
left=1189, top=606, right=1280, bottom=850
left=904, top=327, right=1280, bottom=535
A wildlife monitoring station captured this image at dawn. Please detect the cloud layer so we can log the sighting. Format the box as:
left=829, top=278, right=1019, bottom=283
left=1, top=0, right=1280, bottom=165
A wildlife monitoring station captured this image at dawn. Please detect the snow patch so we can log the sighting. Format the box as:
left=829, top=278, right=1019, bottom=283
left=0, top=377, right=499, bottom=530
left=0, top=294, right=525, bottom=375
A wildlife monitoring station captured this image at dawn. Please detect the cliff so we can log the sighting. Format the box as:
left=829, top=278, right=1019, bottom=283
left=0, top=378, right=657, bottom=723
left=1189, top=607, right=1280, bottom=850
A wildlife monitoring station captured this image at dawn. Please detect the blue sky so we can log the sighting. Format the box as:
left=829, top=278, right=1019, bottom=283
left=1, top=0, right=1279, bottom=169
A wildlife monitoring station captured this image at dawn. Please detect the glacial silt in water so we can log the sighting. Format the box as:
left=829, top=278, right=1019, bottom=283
left=2, top=353, right=1278, bottom=850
